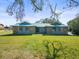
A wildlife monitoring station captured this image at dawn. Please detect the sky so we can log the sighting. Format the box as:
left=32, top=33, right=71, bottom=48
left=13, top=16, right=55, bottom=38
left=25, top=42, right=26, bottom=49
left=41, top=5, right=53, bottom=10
left=0, top=0, right=79, bottom=26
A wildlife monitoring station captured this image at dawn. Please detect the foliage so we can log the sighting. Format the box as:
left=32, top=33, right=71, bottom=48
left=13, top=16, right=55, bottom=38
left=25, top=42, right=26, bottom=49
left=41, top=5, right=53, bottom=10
left=43, top=41, right=78, bottom=59
left=7, top=0, right=44, bottom=21
left=67, top=0, right=79, bottom=7
left=7, top=0, right=25, bottom=21
left=0, top=38, right=78, bottom=59
left=6, top=0, right=79, bottom=21
left=31, top=0, right=44, bottom=12
left=36, top=18, right=62, bottom=25
left=68, top=16, right=79, bottom=35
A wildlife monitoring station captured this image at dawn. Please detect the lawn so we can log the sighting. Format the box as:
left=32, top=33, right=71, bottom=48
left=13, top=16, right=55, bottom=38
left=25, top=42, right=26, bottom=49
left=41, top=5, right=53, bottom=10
left=0, top=30, right=79, bottom=59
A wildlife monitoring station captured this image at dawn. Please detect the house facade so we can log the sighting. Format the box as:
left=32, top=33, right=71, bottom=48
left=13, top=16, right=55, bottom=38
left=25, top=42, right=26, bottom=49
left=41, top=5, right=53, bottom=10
left=12, top=22, right=36, bottom=34
left=12, top=22, right=68, bottom=35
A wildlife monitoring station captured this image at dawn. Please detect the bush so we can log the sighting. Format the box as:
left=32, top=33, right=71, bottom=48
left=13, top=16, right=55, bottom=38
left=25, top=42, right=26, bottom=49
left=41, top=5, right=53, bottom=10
left=68, top=17, right=79, bottom=35
left=0, top=40, right=78, bottom=59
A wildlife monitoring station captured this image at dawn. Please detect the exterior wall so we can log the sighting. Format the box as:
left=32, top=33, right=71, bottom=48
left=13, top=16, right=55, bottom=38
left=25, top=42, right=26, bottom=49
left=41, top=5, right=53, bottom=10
left=27, top=26, right=36, bottom=34
left=61, top=27, right=68, bottom=34
left=12, top=26, right=18, bottom=34
left=36, top=27, right=46, bottom=34
left=12, top=26, right=68, bottom=35
left=46, top=27, right=68, bottom=35
left=13, top=26, right=36, bottom=34
left=46, top=27, right=53, bottom=34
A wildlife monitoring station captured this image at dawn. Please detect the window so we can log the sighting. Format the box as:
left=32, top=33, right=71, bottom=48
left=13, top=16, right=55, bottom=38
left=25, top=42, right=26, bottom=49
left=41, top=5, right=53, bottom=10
left=57, top=27, right=61, bottom=31
left=25, top=27, right=29, bottom=31
left=52, top=27, right=56, bottom=31
left=19, top=27, right=23, bottom=31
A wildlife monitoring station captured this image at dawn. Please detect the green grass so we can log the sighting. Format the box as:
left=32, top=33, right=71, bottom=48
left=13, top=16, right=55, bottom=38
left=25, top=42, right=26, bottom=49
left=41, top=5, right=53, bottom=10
left=0, top=30, right=79, bottom=59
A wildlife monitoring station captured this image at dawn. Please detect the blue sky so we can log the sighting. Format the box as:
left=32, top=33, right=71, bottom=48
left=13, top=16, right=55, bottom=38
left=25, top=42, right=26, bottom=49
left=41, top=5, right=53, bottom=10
left=0, top=0, right=79, bottom=26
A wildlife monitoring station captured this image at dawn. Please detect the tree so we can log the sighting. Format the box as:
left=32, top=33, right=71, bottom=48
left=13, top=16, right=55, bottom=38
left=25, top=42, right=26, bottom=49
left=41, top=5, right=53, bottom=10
left=7, top=0, right=79, bottom=21
left=36, top=18, right=62, bottom=25
left=68, top=16, right=79, bottom=35
left=7, top=0, right=44, bottom=21
left=36, top=2, right=62, bottom=25
left=67, top=0, right=79, bottom=7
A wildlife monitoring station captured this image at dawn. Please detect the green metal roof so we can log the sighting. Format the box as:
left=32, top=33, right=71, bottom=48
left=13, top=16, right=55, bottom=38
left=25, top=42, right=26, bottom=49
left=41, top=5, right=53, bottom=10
left=13, top=22, right=67, bottom=27
left=32, top=23, right=52, bottom=27
left=13, top=22, right=34, bottom=26
left=32, top=23, right=67, bottom=27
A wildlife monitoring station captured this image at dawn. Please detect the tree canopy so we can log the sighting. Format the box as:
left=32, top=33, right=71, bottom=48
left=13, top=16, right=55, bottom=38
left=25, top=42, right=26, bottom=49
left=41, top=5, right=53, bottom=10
left=68, top=16, right=79, bottom=35
left=36, top=18, right=62, bottom=25
left=7, top=0, right=79, bottom=21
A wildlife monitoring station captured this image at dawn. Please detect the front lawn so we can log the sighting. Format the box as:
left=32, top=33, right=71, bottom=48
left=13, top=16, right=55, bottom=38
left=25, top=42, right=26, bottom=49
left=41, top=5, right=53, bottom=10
left=0, top=30, right=79, bottom=59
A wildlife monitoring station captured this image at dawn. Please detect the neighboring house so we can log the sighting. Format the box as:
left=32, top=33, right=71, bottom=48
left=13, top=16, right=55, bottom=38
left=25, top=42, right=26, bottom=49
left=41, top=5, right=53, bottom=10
left=12, top=22, right=68, bottom=35
left=4, top=26, right=11, bottom=30
left=0, top=24, right=4, bottom=30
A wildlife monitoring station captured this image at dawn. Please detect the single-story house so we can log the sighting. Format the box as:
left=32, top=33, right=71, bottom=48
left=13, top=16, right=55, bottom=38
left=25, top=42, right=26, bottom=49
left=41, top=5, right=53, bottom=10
left=12, top=22, right=68, bottom=35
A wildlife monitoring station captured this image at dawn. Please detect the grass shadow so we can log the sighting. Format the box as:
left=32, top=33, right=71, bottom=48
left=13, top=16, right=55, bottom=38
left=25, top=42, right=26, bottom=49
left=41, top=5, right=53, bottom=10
left=0, top=34, right=32, bottom=36
left=0, top=33, right=79, bottom=37
left=42, top=34, right=79, bottom=36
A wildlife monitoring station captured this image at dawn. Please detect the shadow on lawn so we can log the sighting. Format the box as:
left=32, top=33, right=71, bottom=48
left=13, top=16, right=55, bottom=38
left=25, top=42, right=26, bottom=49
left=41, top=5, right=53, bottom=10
left=43, top=34, right=79, bottom=36
left=0, top=34, right=32, bottom=36
left=0, top=34, right=77, bottom=37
